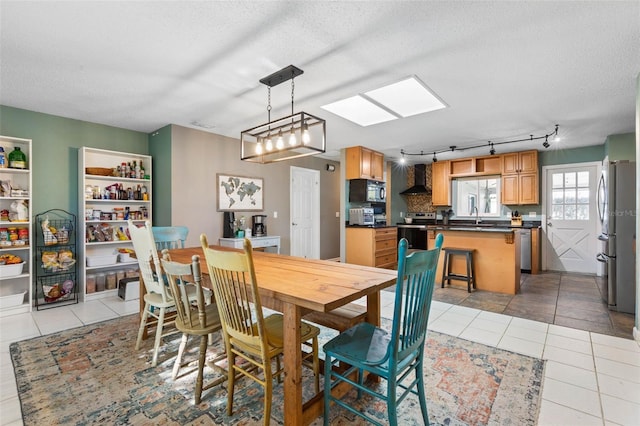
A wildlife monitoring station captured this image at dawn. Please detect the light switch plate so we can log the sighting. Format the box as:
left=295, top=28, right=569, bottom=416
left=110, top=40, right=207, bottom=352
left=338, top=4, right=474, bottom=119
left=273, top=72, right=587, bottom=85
left=273, top=211, right=278, bottom=218
left=335, top=212, right=340, bottom=217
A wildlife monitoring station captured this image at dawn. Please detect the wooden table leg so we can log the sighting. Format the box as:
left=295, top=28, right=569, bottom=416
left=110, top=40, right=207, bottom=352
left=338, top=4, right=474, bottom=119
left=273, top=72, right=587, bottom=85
left=366, top=291, right=381, bottom=327
left=283, top=302, right=303, bottom=425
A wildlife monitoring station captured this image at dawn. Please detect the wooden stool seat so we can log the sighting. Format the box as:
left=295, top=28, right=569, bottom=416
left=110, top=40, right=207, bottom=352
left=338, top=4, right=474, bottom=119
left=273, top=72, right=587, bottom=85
left=441, top=247, right=476, bottom=293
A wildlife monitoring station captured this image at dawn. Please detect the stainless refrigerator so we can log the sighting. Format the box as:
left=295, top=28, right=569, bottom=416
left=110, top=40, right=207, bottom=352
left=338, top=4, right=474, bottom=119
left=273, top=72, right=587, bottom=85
left=596, top=160, right=636, bottom=313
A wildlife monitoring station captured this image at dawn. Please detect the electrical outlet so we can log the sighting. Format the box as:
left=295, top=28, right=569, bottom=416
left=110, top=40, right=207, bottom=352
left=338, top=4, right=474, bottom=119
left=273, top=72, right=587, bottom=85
left=273, top=211, right=278, bottom=218
left=400, top=212, right=404, bottom=217
left=335, top=212, right=340, bottom=217
left=529, top=212, right=536, bottom=218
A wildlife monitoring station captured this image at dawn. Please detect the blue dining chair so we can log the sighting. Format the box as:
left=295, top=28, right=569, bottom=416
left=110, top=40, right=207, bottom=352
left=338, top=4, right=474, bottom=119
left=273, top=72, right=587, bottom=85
left=323, top=234, right=444, bottom=426
left=151, top=226, right=189, bottom=251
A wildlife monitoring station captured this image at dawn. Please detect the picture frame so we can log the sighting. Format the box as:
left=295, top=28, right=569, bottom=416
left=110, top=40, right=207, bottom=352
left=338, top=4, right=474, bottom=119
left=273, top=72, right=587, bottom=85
left=216, top=173, right=264, bottom=212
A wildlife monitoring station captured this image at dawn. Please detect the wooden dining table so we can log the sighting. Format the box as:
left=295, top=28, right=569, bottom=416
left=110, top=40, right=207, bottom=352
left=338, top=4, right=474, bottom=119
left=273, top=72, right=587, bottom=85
left=164, top=244, right=398, bottom=425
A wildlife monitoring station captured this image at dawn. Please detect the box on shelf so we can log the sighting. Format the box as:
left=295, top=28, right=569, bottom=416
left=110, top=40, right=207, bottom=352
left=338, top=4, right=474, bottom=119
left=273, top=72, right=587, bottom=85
left=86, top=254, right=118, bottom=267
left=0, top=291, right=26, bottom=308
left=118, top=277, right=140, bottom=301
left=118, top=253, right=134, bottom=263
left=0, top=262, right=25, bottom=278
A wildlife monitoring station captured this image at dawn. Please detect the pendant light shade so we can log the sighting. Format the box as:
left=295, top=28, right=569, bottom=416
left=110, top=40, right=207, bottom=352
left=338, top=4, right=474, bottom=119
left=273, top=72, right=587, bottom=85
left=241, top=65, right=326, bottom=164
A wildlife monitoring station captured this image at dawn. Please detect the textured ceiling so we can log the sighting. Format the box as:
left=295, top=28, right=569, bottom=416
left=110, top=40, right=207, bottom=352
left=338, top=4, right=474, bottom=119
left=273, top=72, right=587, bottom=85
left=1, top=1, right=639, bottom=162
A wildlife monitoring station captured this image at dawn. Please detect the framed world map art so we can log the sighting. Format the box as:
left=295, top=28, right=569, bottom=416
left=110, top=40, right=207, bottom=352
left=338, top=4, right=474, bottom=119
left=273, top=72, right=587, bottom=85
left=216, top=174, right=264, bottom=211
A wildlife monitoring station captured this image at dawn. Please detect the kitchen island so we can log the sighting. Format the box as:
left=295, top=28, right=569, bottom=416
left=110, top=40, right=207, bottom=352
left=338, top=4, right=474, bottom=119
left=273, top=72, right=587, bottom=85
left=428, top=226, right=521, bottom=294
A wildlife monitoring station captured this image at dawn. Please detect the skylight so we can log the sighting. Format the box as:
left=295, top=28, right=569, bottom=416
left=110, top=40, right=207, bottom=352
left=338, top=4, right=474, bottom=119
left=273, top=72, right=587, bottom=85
left=320, top=95, right=398, bottom=127
left=321, top=76, right=447, bottom=127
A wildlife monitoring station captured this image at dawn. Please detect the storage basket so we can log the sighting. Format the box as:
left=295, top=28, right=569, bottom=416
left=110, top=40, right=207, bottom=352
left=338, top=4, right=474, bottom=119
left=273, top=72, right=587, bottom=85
left=0, top=291, right=26, bottom=308
left=86, top=254, right=118, bottom=267
left=85, top=167, right=115, bottom=176
left=0, top=262, right=25, bottom=278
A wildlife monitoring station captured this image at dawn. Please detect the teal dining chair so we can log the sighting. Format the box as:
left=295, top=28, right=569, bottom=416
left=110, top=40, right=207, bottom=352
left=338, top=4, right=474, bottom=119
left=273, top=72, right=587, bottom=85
left=151, top=226, right=189, bottom=251
left=323, top=234, right=444, bottom=426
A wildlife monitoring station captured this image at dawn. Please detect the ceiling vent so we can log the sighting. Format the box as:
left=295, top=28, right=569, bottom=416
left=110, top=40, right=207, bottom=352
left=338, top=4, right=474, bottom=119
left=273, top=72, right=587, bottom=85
left=400, top=164, right=431, bottom=195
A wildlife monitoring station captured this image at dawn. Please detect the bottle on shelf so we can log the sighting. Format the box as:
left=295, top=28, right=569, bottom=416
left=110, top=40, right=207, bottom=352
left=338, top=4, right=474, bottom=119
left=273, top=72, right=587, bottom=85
left=8, top=147, right=27, bottom=169
left=139, top=160, right=145, bottom=179
left=0, top=147, right=6, bottom=168
left=134, top=160, right=141, bottom=179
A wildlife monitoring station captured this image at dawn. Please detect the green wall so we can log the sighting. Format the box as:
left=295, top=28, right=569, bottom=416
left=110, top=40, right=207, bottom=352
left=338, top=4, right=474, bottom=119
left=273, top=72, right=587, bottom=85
left=539, top=145, right=605, bottom=166
left=604, top=132, right=636, bottom=160
left=0, top=105, right=149, bottom=218
left=149, top=125, right=172, bottom=226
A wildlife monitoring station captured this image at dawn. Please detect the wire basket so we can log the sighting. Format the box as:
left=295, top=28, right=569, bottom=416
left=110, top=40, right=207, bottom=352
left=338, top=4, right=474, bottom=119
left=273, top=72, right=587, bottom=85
left=38, top=273, right=76, bottom=303
left=39, top=217, right=74, bottom=246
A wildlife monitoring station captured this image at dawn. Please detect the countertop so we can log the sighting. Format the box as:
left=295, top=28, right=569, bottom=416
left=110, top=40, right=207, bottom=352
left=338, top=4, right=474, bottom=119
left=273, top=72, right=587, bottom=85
left=346, top=224, right=396, bottom=229
left=427, top=225, right=514, bottom=233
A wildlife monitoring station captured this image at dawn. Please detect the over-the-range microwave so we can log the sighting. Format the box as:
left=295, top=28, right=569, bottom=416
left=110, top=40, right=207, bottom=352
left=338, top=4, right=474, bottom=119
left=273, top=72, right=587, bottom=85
left=349, top=179, right=386, bottom=203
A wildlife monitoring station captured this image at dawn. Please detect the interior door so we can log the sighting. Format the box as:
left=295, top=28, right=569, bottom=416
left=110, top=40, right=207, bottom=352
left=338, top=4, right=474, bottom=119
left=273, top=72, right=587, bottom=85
left=543, top=164, right=598, bottom=273
left=290, top=166, right=320, bottom=259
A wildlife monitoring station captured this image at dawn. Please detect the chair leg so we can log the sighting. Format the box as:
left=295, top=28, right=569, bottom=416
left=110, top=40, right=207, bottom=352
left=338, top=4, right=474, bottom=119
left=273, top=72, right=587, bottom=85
left=357, top=367, right=364, bottom=399
left=387, top=376, right=398, bottom=426
left=172, top=333, right=189, bottom=379
left=227, top=352, right=236, bottom=416
left=323, top=353, right=333, bottom=426
left=151, top=307, right=166, bottom=367
left=416, top=358, right=430, bottom=425
left=263, top=358, right=273, bottom=425
left=194, top=335, right=208, bottom=404
left=466, top=252, right=472, bottom=293
left=136, top=303, right=151, bottom=350
left=312, top=336, right=320, bottom=393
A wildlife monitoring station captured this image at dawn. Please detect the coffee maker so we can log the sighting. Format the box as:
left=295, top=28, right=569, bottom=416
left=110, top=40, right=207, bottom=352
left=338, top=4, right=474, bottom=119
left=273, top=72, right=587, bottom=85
left=252, top=214, right=267, bottom=237
left=223, top=212, right=235, bottom=238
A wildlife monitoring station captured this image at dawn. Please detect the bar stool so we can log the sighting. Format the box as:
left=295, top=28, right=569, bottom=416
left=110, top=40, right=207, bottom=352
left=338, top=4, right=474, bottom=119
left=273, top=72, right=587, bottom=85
left=441, top=247, right=476, bottom=292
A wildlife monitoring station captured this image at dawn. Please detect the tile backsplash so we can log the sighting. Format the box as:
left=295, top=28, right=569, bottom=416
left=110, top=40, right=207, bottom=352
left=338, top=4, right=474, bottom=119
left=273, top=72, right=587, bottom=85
left=405, top=164, right=436, bottom=212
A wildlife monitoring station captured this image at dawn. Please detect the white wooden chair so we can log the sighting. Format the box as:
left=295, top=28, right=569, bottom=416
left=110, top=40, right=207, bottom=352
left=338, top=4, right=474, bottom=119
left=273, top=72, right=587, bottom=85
left=128, top=220, right=209, bottom=366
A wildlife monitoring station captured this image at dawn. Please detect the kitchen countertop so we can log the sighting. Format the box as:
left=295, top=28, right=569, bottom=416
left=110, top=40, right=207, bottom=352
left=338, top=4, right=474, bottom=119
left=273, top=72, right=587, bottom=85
left=427, top=225, right=514, bottom=233
left=346, top=224, right=396, bottom=229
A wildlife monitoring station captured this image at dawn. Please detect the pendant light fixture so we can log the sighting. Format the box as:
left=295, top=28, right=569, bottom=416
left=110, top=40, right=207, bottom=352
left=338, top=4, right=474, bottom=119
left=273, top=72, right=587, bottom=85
left=241, top=65, right=326, bottom=164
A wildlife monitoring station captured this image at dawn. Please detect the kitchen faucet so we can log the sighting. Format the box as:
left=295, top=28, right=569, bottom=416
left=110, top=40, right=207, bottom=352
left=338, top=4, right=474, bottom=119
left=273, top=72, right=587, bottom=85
left=473, top=206, right=481, bottom=224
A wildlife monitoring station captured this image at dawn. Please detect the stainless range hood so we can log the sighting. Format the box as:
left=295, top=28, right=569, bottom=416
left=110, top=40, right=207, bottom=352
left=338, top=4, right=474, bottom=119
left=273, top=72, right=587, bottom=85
left=400, top=164, right=431, bottom=195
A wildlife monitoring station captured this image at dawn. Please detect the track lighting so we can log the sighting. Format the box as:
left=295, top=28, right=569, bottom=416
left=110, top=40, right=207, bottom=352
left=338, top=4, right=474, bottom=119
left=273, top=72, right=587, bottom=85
left=399, top=150, right=406, bottom=164
left=398, top=124, right=559, bottom=162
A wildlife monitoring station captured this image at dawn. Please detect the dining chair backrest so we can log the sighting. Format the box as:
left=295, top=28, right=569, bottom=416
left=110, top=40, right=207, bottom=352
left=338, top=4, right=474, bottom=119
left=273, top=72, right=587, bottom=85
left=152, top=226, right=189, bottom=251
left=128, top=220, right=170, bottom=303
left=389, top=234, right=444, bottom=366
left=200, top=235, right=269, bottom=354
left=161, top=253, right=207, bottom=329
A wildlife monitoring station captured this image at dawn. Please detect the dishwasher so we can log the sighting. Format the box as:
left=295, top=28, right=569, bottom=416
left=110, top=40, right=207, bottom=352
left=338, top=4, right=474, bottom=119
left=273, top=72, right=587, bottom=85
left=520, top=228, right=531, bottom=271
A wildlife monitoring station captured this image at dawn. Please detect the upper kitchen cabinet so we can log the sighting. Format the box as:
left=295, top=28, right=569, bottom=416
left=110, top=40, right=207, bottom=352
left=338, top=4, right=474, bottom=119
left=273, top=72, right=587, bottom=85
left=345, top=146, right=384, bottom=181
left=501, top=150, right=539, bottom=205
left=431, top=160, right=451, bottom=206
left=502, top=150, right=538, bottom=174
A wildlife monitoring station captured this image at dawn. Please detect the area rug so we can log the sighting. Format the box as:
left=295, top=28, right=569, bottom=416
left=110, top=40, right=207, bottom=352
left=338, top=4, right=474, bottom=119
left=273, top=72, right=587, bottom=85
left=10, top=314, right=543, bottom=425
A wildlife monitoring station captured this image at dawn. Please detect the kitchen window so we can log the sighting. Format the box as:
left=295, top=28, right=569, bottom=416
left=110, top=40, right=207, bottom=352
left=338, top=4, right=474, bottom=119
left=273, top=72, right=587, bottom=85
left=453, top=177, right=500, bottom=217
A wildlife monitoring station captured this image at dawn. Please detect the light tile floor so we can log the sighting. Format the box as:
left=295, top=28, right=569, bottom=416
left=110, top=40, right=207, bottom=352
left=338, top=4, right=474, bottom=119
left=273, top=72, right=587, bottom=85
left=1, top=293, right=639, bottom=425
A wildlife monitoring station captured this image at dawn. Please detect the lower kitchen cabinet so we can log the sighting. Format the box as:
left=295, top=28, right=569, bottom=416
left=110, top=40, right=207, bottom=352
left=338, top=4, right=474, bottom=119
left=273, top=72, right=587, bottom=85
left=346, top=226, right=397, bottom=269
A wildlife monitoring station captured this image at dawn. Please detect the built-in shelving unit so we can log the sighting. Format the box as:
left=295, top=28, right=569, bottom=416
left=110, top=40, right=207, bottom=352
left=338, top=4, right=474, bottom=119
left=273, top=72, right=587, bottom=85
left=0, top=136, right=33, bottom=317
left=79, top=147, right=152, bottom=301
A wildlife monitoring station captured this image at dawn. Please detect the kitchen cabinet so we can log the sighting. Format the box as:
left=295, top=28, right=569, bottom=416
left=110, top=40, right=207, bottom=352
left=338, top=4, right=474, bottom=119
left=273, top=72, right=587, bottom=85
left=0, top=136, right=32, bottom=317
left=431, top=160, right=451, bottom=206
left=449, top=155, right=502, bottom=177
left=79, top=147, right=152, bottom=301
left=501, top=150, right=539, bottom=205
left=346, top=226, right=397, bottom=269
left=345, top=146, right=385, bottom=181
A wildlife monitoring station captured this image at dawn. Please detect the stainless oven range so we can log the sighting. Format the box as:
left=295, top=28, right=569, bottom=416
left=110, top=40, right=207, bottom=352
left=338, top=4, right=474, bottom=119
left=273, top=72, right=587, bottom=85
left=396, top=212, right=437, bottom=250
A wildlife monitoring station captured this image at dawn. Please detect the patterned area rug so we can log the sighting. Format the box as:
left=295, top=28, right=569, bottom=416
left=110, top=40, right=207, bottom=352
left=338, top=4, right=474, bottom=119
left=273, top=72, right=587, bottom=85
left=11, top=314, right=543, bottom=425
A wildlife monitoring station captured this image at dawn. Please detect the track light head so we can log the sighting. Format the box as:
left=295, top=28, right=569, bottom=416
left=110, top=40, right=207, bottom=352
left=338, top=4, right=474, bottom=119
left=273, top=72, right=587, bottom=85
left=432, top=152, right=438, bottom=163
left=489, top=142, right=495, bottom=155
left=542, top=135, right=550, bottom=148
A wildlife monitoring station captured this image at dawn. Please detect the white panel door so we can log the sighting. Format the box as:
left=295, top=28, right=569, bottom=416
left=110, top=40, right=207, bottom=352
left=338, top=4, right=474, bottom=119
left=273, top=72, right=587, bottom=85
left=544, top=164, right=598, bottom=273
left=290, top=166, right=320, bottom=259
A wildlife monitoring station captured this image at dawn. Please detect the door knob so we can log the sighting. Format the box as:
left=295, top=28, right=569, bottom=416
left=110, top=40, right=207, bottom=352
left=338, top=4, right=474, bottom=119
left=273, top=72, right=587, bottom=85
left=292, top=222, right=297, bottom=226
left=547, top=222, right=552, bottom=227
